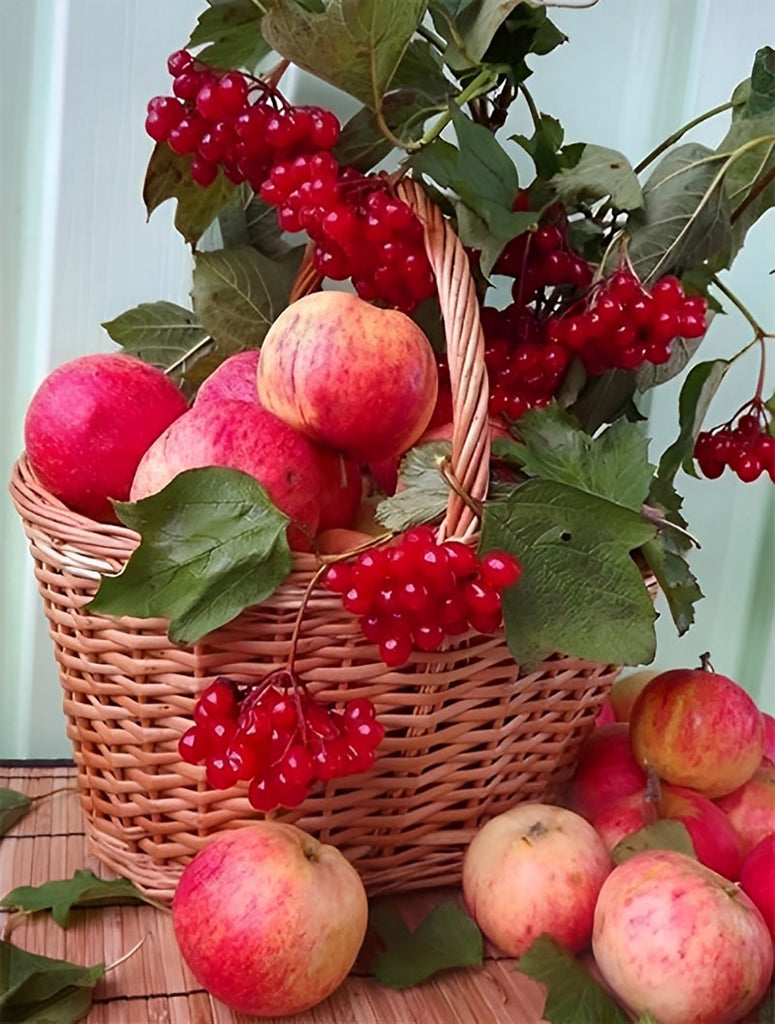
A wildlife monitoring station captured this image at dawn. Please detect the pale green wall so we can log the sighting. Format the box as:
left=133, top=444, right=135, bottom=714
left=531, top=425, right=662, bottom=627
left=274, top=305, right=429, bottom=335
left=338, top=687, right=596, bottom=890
left=2, top=1, right=772, bottom=758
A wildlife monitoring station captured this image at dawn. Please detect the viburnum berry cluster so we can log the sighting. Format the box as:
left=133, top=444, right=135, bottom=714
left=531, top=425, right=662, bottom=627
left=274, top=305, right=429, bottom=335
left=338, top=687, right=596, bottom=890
left=178, top=672, right=384, bottom=810
left=694, top=403, right=775, bottom=483
left=145, top=50, right=434, bottom=312
left=323, top=527, right=522, bottom=668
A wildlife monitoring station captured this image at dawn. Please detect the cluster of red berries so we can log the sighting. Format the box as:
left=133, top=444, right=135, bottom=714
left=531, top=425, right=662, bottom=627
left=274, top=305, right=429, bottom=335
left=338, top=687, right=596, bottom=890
left=145, top=50, right=434, bottom=312
left=178, top=672, right=384, bottom=811
left=495, top=221, right=594, bottom=301
left=694, top=407, right=775, bottom=483
left=323, top=527, right=522, bottom=668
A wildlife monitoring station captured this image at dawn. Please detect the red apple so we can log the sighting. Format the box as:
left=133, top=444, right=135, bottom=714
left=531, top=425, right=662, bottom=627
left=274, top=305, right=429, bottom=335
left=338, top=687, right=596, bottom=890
left=594, top=698, right=617, bottom=727
left=629, top=664, right=764, bottom=798
left=24, top=352, right=189, bottom=522
left=659, top=784, right=744, bottom=880
left=762, top=711, right=775, bottom=765
left=715, top=765, right=775, bottom=855
left=593, top=849, right=774, bottom=1024
left=739, top=834, right=775, bottom=943
left=172, top=823, right=368, bottom=1017
left=257, top=291, right=438, bottom=462
left=565, top=723, right=647, bottom=821
left=591, top=791, right=656, bottom=853
left=462, top=803, right=611, bottom=956
left=195, top=349, right=260, bottom=405
left=315, top=448, right=362, bottom=533
left=609, top=669, right=659, bottom=722
left=130, top=400, right=325, bottom=548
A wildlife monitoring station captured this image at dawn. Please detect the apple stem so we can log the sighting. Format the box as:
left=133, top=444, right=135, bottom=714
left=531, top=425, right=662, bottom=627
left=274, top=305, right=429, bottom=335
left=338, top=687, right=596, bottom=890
left=698, top=651, right=715, bottom=672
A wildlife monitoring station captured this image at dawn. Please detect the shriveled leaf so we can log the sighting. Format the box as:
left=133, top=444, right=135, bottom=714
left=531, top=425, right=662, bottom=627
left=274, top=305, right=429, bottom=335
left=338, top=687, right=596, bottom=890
left=143, top=144, right=237, bottom=248
left=0, top=789, right=32, bottom=837
left=612, top=820, right=697, bottom=864
left=657, top=358, right=731, bottom=483
left=1, top=869, right=164, bottom=929
left=481, top=480, right=656, bottom=667
left=371, top=901, right=482, bottom=989
left=640, top=538, right=702, bottom=637
left=0, top=939, right=104, bottom=1023
left=626, top=143, right=732, bottom=283
left=516, top=935, right=629, bottom=1024
left=517, top=405, right=654, bottom=512
left=551, top=144, right=643, bottom=211
left=88, top=467, right=292, bottom=645
left=187, top=0, right=270, bottom=70
left=262, top=0, right=426, bottom=110
left=512, top=114, right=564, bottom=179
left=375, top=442, right=451, bottom=532
left=191, top=245, right=303, bottom=353
left=101, top=301, right=208, bottom=370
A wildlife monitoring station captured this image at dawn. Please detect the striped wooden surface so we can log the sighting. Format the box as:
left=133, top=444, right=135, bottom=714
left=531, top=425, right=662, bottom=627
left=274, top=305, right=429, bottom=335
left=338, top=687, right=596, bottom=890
left=0, top=766, right=548, bottom=1023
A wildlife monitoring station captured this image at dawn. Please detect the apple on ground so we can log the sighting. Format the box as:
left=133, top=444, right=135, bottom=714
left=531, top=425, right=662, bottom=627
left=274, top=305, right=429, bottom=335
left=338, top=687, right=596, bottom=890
left=739, top=834, right=775, bottom=942
left=714, top=764, right=775, bottom=855
left=462, top=803, right=611, bottom=957
left=608, top=669, right=659, bottom=722
left=564, top=723, right=647, bottom=821
left=257, top=291, right=438, bottom=463
left=24, top=352, right=189, bottom=522
left=658, top=783, right=744, bottom=880
left=629, top=664, right=764, bottom=798
left=195, top=349, right=260, bottom=406
left=172, top=823, right=368, bottom=1017
left=593, top=849, right=774, bottom=1024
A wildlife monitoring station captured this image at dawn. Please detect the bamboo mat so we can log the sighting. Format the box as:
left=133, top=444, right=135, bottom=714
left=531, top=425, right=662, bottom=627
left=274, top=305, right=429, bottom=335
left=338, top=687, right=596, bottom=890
left=0, top=766, right=548, bottom=1024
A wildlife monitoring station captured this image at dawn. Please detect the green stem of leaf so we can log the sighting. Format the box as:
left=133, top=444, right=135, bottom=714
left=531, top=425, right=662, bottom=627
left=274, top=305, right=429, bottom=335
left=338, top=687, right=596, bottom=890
left=730, top=157, right=775, bottom=224
left=164, top=336, right=215, bottom=376
left=518, top=82, right=542, bottom=134
left=632, top=100, right=736, bottom=175
left=411, top=68, right=498, bottom=151
left=710, top=274, right=774, bottom=340
left=417, top=23, right=447, bottom=54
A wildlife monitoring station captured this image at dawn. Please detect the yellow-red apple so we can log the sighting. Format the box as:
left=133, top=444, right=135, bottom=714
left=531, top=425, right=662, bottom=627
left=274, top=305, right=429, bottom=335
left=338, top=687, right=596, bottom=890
left=629, top=665, right=764, bottom=798
left=609, top=669, right=659, bottom=722
left=462, top=803, right=611, bottom=956
left=739, top=834, right=775, bottom=943
left=195, top=349, right=260, bottom=405
left=715, top=765, right=775, bottom=855
left=659, top=783, right=744, bottom=880
left=173, top=823, right=368, bottom=1017
left=24, top=352, right=189, bottom=522
left=593, top=849, right=774, bottom=1024
left=565, top=723, right=647, bottom=821
left=256, top=291, right=438, bottom=462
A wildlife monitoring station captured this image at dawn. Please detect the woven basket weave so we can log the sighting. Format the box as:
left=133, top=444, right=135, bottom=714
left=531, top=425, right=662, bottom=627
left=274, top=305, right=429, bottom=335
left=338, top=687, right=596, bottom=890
left=9, top=180, right=621, bottom=902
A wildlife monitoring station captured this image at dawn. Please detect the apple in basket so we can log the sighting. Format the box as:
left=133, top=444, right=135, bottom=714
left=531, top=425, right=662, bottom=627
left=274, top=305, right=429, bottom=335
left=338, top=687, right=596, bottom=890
left=24, top=352, right=189, bottom=522
left=173, top=822, right=368, bottom=1017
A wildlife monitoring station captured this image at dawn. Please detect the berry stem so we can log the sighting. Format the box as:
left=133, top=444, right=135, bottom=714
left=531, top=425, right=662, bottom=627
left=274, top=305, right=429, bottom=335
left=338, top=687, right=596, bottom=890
left=710, top=273, right=774, bottom=342
left=518, top=82, right=542, bottom=134
left=632, top=100, right=736, bottom=175
left=263, top=58, right=290, bottom=89
left=388, top=68, right=497, bottom=153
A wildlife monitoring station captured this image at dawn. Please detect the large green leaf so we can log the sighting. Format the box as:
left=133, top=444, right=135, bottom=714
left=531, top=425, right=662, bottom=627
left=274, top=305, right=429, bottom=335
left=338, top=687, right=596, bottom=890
left=187, top=0, right=270, bottom=70
left=143, top=144, right=237, bottom=248
left=101, top=301, right=208, bottom=371
left=657, top=358, right=731, bottom=483
left=262, top=0, right=427, bottom=110
left=88, top=468, right=292, bottom=645
left=626, top=143, right=732, bottom=284
left=611, top=820, right=696, bottom=865
left=0, top=789, right=32, bottom=838
left=481, top=480, right=656, bottom=667
left=550, top=144, right=643, bottom=211
left=0, top=940, right=104, bottom=1024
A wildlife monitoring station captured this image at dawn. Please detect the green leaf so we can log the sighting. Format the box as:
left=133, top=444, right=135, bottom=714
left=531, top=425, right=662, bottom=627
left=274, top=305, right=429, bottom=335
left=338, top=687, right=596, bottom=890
left=88, top=467, right=292, bottom=645
left=634, top=332, right=708, bottom=393
left=516, top=405, right=654, bottom=512
left=431, top=0, right=523, bottom=65
left=611, top=820, right=697, bottom=865
left=511, top=114, right=564, bottom=179
left=1, top=869, right=164, bottom=929
left=390, top=38, right=452, bottom=100
left=0, top=939, right=104, bottom=1024
left=371, top=901, right=483, bottom=989
left=262, top=0, right=427, bottom=110
left=481, top=480, right=656, bottom=667
left=375, top=442, right=451, bottom=532
left=567, top=369, right=637, bottom=436
left=143, top=144, right=237, bottom=248
left=191, top=245, right=303, bottom=354
left=217, top=188, right=294, bottom=260
left=101, top=301, right=208, bottom=371
left=187, top=0, right=271, bottom=70
left=657, top=358, right=731, bottom=483
left=0, top=789, right=32, bottom=837
left=334, top=90, right=435, bottom=172
left=516, top=935, right=629, bottom=1024
left=551, top=144, right=643, bottom=211
left=640, top=538, right=702, bottom=637
left=626, top=142, right=732, bottom=284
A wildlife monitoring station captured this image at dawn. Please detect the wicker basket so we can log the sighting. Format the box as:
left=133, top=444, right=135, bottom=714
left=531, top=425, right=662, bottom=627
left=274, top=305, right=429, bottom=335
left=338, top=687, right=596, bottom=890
left=9, top=180, right=621, bottom=902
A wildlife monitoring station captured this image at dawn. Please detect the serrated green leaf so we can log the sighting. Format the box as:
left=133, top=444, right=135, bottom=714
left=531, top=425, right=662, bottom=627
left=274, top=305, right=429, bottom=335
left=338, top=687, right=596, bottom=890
left=262, top=0, right=427, bottom=110
left=88, top=467, right=292, bottom=645
left=657, top=358, right=731, bottom=483
left=516, top=405, right=654, bottom=512
left=626, top=143, right=732, bottom=284
left=191, top=245, right=303, bottom=353
left=0, top=939, right=104, bottom=1023
left=640, top=538, right=702, bottom=637
left=611, top=820, right=696, bottom=865
left=516, top=935, right=629, bottom=1024
left=375, top=442, right=451, bottom=532
left=551, top=144, right=643, bottom=211
left=187, top=0, right=270, bottom=70
left=481, top=480, right=656, bottom=667
left=1, top=869, right=164, bottom=929
left=371, top=901, right=482, bottom=989
left=143, top=144, right=237, bottom=248
left=217, top=188, right=294, bottom=260
left=0, top=789, right=32, bottom=837
left=511, top=114, right=564, bottom=179
left=101, top=301, right=208, bottom=371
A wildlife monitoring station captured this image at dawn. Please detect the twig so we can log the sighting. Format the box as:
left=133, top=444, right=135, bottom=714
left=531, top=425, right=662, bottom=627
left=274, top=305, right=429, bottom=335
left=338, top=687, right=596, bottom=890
left=105, top=933, right=149, bottom=973
left=633, top=101, right=735, bottom=175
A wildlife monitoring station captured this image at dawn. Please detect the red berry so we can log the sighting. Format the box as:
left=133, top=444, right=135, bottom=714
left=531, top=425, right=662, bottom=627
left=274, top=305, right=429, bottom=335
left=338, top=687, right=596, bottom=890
left=167, top=50, right=193, bottom=77
left=463, top=580, right=502, bottom=618
left=248, top=774, right=280, bottom=812
left=379, top=630, right=412, bottom=668
left=197, top=677, right=239, bottom=721
left=479, top=551, right=522, bottom=591
left=206, top=754, right=239, bottom=789
left=442, top=540, right=479, bottom=579
left=412, top=623, right=445, bottom=652
left=323, top=562, right=352, bottom=594
left=178, top=726, right=209, bottom=764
